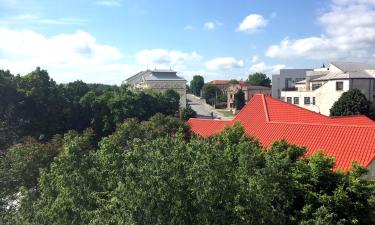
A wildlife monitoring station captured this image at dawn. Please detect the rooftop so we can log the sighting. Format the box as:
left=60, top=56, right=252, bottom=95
left=188, top=94, right=375, bottom=171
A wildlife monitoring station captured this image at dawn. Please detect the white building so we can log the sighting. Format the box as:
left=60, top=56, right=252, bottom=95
left=272, top=69, right=313, bottom=98
left=123, top=69, right=187, bottom=108
left=280, top=62, right=375, bottom=116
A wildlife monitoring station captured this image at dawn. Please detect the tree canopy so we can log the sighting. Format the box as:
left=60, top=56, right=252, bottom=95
left=190, top=75, right=204, bottom=96
left=246, top=72, right=271, bottom=87
left=1, top=120, right=374, bottom=225
left=202, top=83, right=221, bottom=105
left=330, top=89, right=375, bottom=119
left=1, top=68, right=375, bottom=225
left=234, top=89, right=246, bottom=110
left=0, top=68, right=181, bottom=150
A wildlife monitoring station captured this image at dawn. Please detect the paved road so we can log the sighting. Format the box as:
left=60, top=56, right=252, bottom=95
left=187, top=94, right=221, bottom=119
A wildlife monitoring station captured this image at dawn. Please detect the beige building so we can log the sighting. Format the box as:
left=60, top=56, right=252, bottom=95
left=227, top=83, right=271, bottom=111
left=281, top=62, right=375, bottom=116
left=123, top=69, right=187, bottom=108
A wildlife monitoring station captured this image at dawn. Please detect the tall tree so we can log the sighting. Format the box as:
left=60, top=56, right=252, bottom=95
left=202, top=83, right=221, bottom=105
left=234, top=89, right=246, bottom=110
left=190, top=75, right=204, bottom=96
left=330, top=89, right=375, bottom=119
left=246, top=72, right=271, bottom=87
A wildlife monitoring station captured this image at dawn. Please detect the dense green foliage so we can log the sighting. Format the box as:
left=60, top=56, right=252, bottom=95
left=234, top=89, right=246, bottom=110
left=190, top=75, right=204, bottom=96
left=202, top=83, right=221, bottom=105
left=246, top=72, right=271, bottom=87
left=1, top=68, right=375, bottom=224
left=228, top=79, right=240, bottom=84
left=1, top=120, right=374, bottom=225
left=0, top=68, right=181, bottom=150
left=180, top=105, right=197, bottom=121
left=330, top=89, right=375, bottom=119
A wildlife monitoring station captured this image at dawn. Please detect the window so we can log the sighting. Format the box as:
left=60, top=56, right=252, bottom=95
left=312, top=97, right=316, bottom=105
left=312, top=83, right=322, bottom=90
left=293, top=97, right=299, bottom=104
left=336, top=81, right=343, bottom=91
left=286, top=97, right=292, bottom=103
left=304, top=97, right=310, bottom=105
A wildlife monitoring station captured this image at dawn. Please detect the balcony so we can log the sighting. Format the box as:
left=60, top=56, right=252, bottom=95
left=282, top=87, right=297, bottom=91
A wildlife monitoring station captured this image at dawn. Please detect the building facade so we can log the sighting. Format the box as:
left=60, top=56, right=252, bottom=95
left=272, top=69, right=313, bottom=98
left=123, top=69, right=187, bottom=108
left=280, top=62, right=375, bottom=116
left=226, top=83, right=271, bottom=111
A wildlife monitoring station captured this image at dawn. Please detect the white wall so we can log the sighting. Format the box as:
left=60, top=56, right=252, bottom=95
left=314, top=79, right=349, bottom=115
left=272, top=69, right=312, bottom=98
left=281, top=91, right=319, bottom=113
left=281, top=79, right=350, bottom=115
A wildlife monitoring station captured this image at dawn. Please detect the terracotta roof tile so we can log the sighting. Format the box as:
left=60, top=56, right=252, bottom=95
left=188, top=94, right=375, bottom=171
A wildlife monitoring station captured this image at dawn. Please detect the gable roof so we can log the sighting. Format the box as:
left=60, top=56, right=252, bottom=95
left=331, top=62, right=375, bottom=72
left=124, top=70, right=186, bottom=83
left=188, top=94, right=375, bottom=171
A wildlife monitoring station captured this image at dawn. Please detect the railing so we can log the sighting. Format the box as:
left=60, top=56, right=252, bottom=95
left=281, top=87, right=297, bottom=91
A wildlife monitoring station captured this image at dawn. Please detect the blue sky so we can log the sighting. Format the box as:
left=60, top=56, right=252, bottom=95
left=1, top=0, right=375, bottom=84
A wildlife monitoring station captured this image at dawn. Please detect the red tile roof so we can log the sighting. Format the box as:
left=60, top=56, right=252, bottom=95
left=210, top=80, right=230, bottom=85
left=188, top=94, right=375, bottom=171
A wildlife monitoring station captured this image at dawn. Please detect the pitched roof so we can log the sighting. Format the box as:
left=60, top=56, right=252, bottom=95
left=188, top=94, right=375, bottom=171
left=145, top=71, right=186, bottom=81
left=210, top=80, right=230, bottom=85
left=331, top=62, right=375, bottom=72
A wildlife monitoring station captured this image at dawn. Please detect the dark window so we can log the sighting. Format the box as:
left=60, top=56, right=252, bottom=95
left=312, top=97, right=316, bottom=105
left=286, top=97, right=292, bottom=103
left=336, top=81, right=343, bottom=91
left=293, top=97, right=299, bottom=104
left=304, top=97, right=310, bottom=104
left=312, top=83, right=322, bottom=90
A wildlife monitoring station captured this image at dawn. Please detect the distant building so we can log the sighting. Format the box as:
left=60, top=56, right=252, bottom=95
left=209, top=80, right=231, bottom=92
left=188, top=94, right=375, bottom=175
left=280, top=62, right=375, bottom=116
left=272, top=69, right=313, bottom=98
left=123, top=69, right=187, bottom=108
left=226, top=83, right=271, bottom=111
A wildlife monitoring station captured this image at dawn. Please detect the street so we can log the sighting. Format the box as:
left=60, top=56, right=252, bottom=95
left=187, top=94, right=221, bottom=119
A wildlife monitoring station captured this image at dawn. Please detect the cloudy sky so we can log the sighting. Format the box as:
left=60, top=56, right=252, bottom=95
left=1, top=0, right=375, bottom=84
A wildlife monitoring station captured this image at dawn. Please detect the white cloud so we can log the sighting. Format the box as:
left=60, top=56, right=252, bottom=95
left=95, top=0, right=121, bottom=7
left=251, top=55, right=259, bottom=63
left=206, top=57, right=244, bottom=70
left=266, top=0, right=375, bottom=61
left=237, top=14, right=268, bottom=32
left=0, top=14, right=87, bottom=26
left=249, top=62, right=286, bottom=74
left=0, top=28, right=138, bottom=84
left=136, top=49, right=202, bottom=68
left=184, top=25, right=194, bottom=30
left=204, top=22, right=215, bottom=29
left=204, top=21, right=223, bottom=30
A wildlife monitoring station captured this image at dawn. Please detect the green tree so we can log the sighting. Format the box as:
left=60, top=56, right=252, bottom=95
left=0, top=135, right=63, bottom=222
left=330, top=89, right=375, bottom=119
left=234, top=89, right=246, bottom=110
left=246, top=72, right=271, bottom=87
left=228, top=79, right=239, bottom=84
left=180, top=105, right=197, bottom=121
left=190, top=75, right=204, bottom=96
left=2, top=120, right=375, bottom=225
left=202, top=83, right=221, bottom=105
